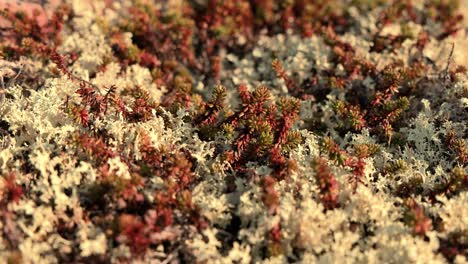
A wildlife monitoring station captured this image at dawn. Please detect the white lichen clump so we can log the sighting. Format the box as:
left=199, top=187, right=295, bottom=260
left=0, top=0, right=466, bottom=263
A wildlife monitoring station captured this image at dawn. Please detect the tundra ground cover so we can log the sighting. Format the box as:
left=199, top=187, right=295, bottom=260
left=0, top=0, right=467, bottom=263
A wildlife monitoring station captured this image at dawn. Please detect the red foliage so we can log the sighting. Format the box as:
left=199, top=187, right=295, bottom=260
left=153, top=192, right=175, bottom=230
left=321, top=137, right=368, bottom=190
left=438, top=230, right=468, bottom=262
left=2, top=173, right=23, bottom=204
left=333, top=101, right=366, bottom=132
left=414, top=31, right=430, bottom=51
left=220, top=86, right=300, bottom=180
left=269, top=147, right=298, bottom=181
left=345, top=157, right=366, bottom=190
left=0, top=5, right=68, bottom=55
left=275, top=98, right=300, bottom=146
left=262, top=175, right=279, bottom=214
left=313, top=158, right=339, bottom=210
left=71, top=106, right=89, bottom=127
left=0, top=172, right=23, bottom=251
left=138, top=50, right=160, bottom=69
left=272, top=59, right=297, bottom=92
left=404, top=199, right=432, bottom=237
left=138, top=133, right=195, bottom=190
left=117, top=214, right=151, bottom=255
left=195, top=85, right=226, bottom=126
left=75, top=133, right=116, bottom=164
left=321, top=137, right=347, bottom=166
left=270, top=223, right=281, bottom=242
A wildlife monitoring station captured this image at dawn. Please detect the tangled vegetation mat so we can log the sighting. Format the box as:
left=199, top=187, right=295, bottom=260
left=0, top=0, right=467, bottom=263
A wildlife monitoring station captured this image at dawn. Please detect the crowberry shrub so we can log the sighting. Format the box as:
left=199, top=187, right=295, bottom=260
left=0, top=1, right=467, bottom=263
